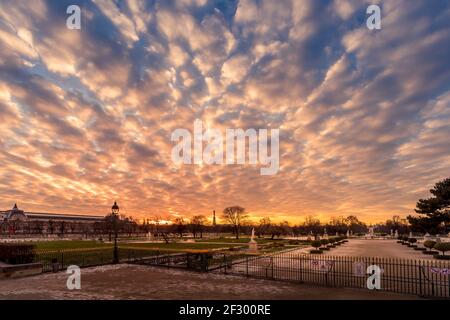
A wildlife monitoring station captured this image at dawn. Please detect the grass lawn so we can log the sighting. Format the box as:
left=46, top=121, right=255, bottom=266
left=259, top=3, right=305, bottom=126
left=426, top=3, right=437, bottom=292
left=32, top=242, right=245, bottom=271
left=121, top=242, right=244, bottom=251
left=29, top=240, right=245, bottom=252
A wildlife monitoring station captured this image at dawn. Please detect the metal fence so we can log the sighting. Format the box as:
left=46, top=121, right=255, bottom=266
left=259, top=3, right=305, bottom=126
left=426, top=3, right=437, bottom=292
left=34, top=248, right=115, bottom=272
left=9, top=247, right=450, bottom=298
left=215, top=253, right=450, bottom=299
left=32, top=247, right=212, bottom=272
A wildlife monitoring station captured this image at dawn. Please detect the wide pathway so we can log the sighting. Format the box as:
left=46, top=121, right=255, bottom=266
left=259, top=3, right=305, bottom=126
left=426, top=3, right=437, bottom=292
left=0, top=264, right=420, bottom=300
left=322, top=239, right=436, bottom=259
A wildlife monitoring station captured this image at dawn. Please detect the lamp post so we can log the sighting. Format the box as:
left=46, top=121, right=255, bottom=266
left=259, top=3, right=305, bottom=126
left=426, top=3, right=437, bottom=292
left=111, top=201, right=120, bottom=264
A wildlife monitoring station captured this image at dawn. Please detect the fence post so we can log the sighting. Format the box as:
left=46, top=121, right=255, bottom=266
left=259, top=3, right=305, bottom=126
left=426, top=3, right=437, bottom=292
left=224, top=254, right=227, bottom=274
left=448, top=271, right=450, bottom=298
left=246, top=256, right=249, bottom=277
left=271, top=257, right=274, bottom=279
left=419, top=262, right=423, bottom=296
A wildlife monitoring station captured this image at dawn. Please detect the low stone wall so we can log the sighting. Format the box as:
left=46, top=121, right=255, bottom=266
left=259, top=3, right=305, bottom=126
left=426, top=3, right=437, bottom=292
left=0, top=262, right=43, bottom=280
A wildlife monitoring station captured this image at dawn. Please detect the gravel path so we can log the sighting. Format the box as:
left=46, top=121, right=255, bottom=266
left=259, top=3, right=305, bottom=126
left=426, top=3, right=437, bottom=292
left=322, top=239, right=436, bottom=259
left=0, top=264, right=420, bottom=300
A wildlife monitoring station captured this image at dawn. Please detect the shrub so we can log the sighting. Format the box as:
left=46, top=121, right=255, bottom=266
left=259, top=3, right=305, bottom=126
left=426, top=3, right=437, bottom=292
left=310, top=249, right=323, bottom=254
left=424, top=240, right=437, bottom=251
left=0, top=243, right=36, bottom=264
left=311, top=240, right=321, bottom=249
left=408, top=238, right=417, bottom=244
left=434, top=242, right=450, bottom=256
left=434, top=255, right=450, bottom=260
left=320, top=239, right=330, bottom=250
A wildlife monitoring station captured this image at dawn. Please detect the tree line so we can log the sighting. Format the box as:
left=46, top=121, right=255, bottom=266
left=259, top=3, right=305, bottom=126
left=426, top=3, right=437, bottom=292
left=144, top=206, right=411, bottom=240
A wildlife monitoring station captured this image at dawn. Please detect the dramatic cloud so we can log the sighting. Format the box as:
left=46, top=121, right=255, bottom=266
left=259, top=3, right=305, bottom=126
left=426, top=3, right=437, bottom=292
left=0, top=0, right=449, bottom=223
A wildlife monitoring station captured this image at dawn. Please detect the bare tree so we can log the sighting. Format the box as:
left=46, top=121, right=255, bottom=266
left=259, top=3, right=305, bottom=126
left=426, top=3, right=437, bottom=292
left=48, top=219, right=54, bottom=235
left=303, top=215, right=321, bottom=238
left=222, top=206, right=247, bottom=239
left=190, top=215, right=207, bottom=238
left=153, top=216, right=170, bottom=243
left=59, top=221, right=66, bottom=237
left=172, top=217, right=186, bottom=238
left=257, top=217, right=272, bottom=238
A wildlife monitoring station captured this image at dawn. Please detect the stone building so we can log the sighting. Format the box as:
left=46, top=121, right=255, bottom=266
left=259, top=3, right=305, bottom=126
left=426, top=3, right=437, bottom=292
left=0, top=204, right=105, bottom=236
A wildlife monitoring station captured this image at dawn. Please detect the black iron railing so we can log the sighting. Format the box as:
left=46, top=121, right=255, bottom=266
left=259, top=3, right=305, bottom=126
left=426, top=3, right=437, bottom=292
left=214, top=253, right=450, bottom=298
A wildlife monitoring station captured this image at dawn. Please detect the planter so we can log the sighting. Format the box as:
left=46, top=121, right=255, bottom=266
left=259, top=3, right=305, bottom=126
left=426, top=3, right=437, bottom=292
left=423, top=250, right=438, bottom=255
left=414, top=247, right=426, bottom=251
left=321, top=247, right=330, bottom=251
left=433, top=255, right=450, bottom=260
left=310, top=249, right=323, bottom=254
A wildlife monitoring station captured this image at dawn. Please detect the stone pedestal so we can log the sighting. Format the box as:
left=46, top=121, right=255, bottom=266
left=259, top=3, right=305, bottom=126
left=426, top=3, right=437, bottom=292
left=248, top=240, right=258, bottom=253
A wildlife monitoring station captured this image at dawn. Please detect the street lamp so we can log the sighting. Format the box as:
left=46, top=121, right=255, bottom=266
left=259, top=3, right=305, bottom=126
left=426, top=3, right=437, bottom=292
left=111, top=201, right=119, bottom=263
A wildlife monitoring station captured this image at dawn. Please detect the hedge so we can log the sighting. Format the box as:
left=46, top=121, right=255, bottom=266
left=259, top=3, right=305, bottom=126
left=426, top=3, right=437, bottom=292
left=0, top=243, right=36, bottom=264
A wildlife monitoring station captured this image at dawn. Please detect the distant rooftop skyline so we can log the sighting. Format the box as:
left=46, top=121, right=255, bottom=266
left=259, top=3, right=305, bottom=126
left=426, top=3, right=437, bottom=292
left=0, top=0, right=449, bottom=224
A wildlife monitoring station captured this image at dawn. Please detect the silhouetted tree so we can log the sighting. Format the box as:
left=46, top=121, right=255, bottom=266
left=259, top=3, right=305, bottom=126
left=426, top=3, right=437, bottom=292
left=190, top=215, right=206, bottom=238
left=222, top=206, right=247, bottom=239
left=172, top=217, right=186, bottom=238
left=408, top=178, right=450, bottom=234
left=257, top=217, right=272, bottom=238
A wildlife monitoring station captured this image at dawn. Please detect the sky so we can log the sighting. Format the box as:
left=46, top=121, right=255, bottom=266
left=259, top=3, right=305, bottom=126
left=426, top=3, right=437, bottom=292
left=0, top=0, right=449, bottom=224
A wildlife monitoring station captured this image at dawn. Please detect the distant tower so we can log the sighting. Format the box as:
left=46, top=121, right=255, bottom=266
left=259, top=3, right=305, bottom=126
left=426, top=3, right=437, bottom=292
left=212, top=210, right=216, bottom=226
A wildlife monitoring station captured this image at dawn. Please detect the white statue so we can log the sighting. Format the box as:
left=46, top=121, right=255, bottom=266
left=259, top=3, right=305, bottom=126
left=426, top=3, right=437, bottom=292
left=248, top=228, right=258, bottom=252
